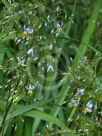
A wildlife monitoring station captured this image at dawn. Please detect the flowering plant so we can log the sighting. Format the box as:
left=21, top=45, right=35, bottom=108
left=0, top=0, right=102, bottom=136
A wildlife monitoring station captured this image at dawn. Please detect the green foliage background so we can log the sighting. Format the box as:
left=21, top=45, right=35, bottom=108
left=0, top=0, right=102, bottom=136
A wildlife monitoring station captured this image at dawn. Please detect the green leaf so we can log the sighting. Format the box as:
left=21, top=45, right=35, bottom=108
left=24, top=110, right=68, bottom=130
left=0, top=48, right=5, bottom=65
left=14, top=117, right=24, bottom=136
left=4, top=98, right=59, bottom=122
left=24, top=118, right=32, bottom=136
left=73, top=0, right=102, bottom=67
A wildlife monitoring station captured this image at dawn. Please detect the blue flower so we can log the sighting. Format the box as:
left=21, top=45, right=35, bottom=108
left=24, top=25, right=34, bottom=34
left=47, top=64, right=54, bottom=72
left=25, top=84, right=35, bottom=91
left=71, top=98, right=77, bottom=107
left=25, top=84, right=35, bottom=96
left=54, top=22, right=63, bottom=28
left=86, top=101, right=93, bottom=112
left=27, top=48, right=33, bottom=57
left=68, top=98, right=77, bottom=107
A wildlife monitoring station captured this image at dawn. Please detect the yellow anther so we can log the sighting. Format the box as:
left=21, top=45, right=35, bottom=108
left=23, top=31, right=28, bottom=36
left=28, top=90, right=33, bottom=96
left=56, top=28, right=62, bottom=32
left=83, top=108, right=89, bottom=114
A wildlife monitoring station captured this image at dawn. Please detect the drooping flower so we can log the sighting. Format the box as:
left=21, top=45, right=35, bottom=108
left=54, top=22, right=63, bottom=33
left=68, top=98, right=77, bottom=107
left=25, top=84, right=35, bottom=90
left=86, top=101, right=93, bottom=112
left=25, top=84, right=35, bottom=96
left=83, top=101, right=93, bottom=113
left=23, top=25, right=34, bottom=35
left=27, top=48, right=33, bottom=57
left=77, top=88, right=85, bottom=95
left=54, top=22, right=63, bottom=28
left=47, top=64, right=54, bottom=72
